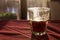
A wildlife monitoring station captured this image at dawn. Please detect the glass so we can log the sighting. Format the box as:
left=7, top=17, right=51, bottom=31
left=27, top=7, right=50, bottom=36
left=0, top=0, right=20, bottom=20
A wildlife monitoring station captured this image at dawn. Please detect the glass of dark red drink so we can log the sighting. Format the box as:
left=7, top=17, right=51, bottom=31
left=31, top=21, right=48, bottom=36
left=27, top=7, right=50, bottom=36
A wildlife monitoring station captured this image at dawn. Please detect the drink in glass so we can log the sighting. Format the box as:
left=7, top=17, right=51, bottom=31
left=27, top=7, right=50, bottom=36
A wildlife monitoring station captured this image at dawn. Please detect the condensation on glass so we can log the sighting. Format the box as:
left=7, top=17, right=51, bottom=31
left=27, top=0, right=50, bottom=36
left=27, top=0, right=51, bottom=20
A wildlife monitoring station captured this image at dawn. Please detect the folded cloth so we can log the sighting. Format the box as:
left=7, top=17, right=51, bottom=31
left=0, top=20, right=60, bottom=40
left=47, top=20, right=60, bottom=40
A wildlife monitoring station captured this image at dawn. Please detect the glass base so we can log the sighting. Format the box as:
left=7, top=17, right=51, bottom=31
left=33, top=32, right=46, bottom=36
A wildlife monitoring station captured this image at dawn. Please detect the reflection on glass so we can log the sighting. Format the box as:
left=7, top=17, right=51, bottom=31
left=0, top=0, right=20, bottom=20
left=27, top=1, right=50, bottom=38
left=27, top=7, right=50, bottom=36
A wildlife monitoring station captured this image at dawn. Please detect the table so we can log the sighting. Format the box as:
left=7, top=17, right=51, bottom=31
left=0, top=20, right=60, bottom=40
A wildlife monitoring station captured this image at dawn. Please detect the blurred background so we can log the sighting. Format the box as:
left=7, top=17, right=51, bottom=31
left=0, top=0, right=60, bottom=20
